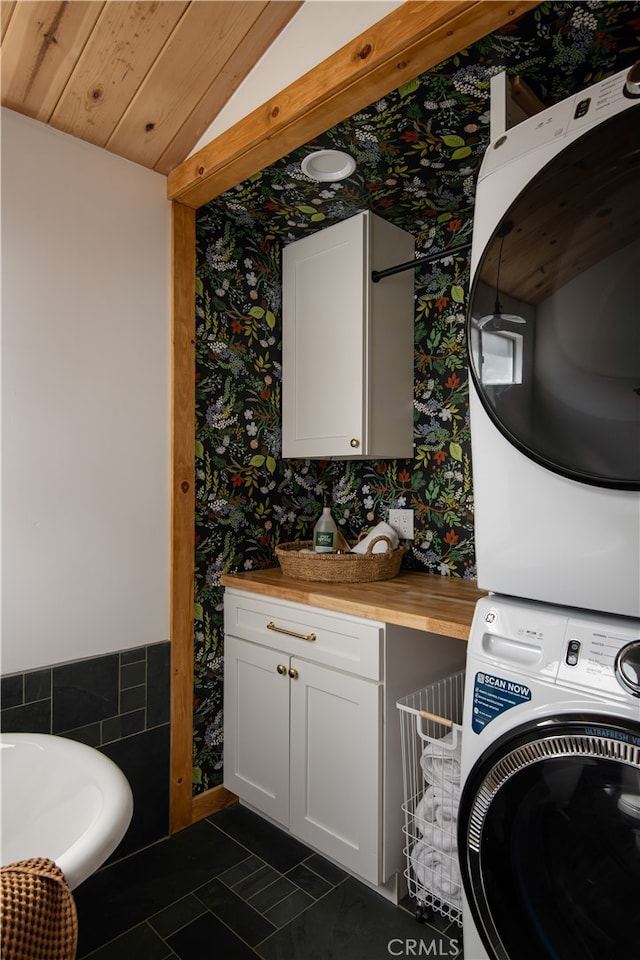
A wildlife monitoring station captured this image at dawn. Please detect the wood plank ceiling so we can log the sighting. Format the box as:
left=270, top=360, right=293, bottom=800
left=0, top=0, right=302, bottom=175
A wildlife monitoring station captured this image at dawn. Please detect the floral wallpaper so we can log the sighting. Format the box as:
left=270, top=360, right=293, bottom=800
left=192, top=1, right=640, bottom=792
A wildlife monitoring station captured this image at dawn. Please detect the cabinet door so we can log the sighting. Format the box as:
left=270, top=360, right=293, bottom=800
left=223, top=635, right=290, bottom=826
left=282, top=213, right=365, bottom=458
left=289, top=658, right=382, bottom=883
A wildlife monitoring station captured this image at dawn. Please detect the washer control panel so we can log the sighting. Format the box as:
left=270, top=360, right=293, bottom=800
left=557, top=621, right=639, bottom=697
left=471, top=596, right=640, bottom=699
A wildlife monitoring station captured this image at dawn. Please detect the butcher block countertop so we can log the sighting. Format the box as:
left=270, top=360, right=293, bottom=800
left=221, top=569, right=487, bottom=642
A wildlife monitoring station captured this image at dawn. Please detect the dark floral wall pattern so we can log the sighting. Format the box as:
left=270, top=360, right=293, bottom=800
left=192, top=1, right=640, bottom=792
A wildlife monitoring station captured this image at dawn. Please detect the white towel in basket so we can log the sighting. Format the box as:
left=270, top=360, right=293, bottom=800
left=409, top=838, right=462, bottom=904
left=415, top=783, right=461, bottom=824
left=419, top=731, right=462, bottom=786
left=350, top=521, right=399, bottom=555
left=415, top=818, right=458, bottom=853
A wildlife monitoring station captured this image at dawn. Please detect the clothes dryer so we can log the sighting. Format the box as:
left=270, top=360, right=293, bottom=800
left=467, top=62, right=640, bottom=617
left=458, top=594, right=640, bottom=960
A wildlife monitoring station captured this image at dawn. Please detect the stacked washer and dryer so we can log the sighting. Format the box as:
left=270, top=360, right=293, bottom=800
left=459, top=62, right=640, bottom=960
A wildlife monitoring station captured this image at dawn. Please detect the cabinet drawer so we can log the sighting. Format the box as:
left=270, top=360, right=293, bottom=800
left=224, top=589, right=383, bottom=681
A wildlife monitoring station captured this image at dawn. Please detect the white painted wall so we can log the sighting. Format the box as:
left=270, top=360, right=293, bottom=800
left=190, top=0, right=403, bottom=152
left=1, top=108, right=171, bottom=675
left=0, top=0, right=399, bottom=676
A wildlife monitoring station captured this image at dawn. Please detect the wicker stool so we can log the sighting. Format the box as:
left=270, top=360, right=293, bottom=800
left=0, top=858, right=78, bottom=960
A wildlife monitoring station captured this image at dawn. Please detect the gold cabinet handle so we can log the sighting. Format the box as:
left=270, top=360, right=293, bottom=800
left=276, top=663, right=287, bottom=675
left=267, top=621, right=316, bottom=642
left=350, top=438, right=360, bottom=448
left=288, top=667, right=299, bottom=680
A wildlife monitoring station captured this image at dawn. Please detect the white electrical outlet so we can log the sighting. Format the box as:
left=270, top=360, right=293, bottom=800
left=388, top=508, right=414, bottom=540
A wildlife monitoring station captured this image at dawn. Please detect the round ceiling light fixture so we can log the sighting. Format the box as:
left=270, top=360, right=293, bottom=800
left=300, top=149, right=356, bottom=182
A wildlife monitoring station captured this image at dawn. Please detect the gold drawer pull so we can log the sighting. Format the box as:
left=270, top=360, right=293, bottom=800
left=267, top=621, right=316, bottom=642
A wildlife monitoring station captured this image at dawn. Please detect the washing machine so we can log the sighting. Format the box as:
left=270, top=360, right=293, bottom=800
left=467, top=61, right=640, bottom=618
left=457, top=593, right=640, bottom=960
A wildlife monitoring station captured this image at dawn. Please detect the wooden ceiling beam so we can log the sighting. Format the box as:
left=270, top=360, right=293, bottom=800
left=166, top=0, right=541, bottom=209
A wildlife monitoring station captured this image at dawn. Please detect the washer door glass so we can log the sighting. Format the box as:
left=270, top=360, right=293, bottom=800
left=459, top=717, right=640, bottom=960
left=467, top=104, right=640, bottom=490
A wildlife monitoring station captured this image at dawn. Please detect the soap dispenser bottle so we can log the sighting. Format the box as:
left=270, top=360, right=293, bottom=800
left=313, top=506, right=338, bottom=553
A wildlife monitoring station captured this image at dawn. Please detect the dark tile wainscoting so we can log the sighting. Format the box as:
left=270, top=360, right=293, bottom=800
left=0, top=641, right=171, bottom=858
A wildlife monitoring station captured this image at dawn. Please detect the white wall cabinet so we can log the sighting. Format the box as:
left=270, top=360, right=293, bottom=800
left=223, top=587, right=467, bottom=895
left=282, top=210, right=414, bottom=460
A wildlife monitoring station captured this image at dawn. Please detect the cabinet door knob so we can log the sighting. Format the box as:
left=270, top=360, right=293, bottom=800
left=276, top=663, right=287, bottom=675
left=288, top=667, right=299, bottom=680
left=350, top=438, right=360, bottom=448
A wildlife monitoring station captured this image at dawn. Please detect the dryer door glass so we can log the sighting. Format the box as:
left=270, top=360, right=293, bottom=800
left=459, top=717, right=640, bottom=960
left=467, top=104, right=640, bottom=490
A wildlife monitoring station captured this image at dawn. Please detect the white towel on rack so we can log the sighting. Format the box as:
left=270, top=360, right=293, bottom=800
left=409, top=838, right=462, bottom=904
left=419, top=731, right=462, bottom=786
left=415, top=783, right=461, bottom=824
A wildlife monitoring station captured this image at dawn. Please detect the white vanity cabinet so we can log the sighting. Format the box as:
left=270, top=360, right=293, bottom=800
left=282, top=210, right=414, bottom=460
left=223, top=590, right=382, bottom=881
left=223, top=587, right=466, bottom=893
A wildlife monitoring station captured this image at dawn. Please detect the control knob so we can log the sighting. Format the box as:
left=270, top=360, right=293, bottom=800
left=614, top=640, right=640, bottom=697
left=623, top=60, right=640, bottom=98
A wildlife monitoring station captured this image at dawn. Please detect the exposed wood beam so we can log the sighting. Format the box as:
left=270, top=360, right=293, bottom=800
left=170, top=200, right=197, bottom=833
left=167, top=0, right=541, bottom=209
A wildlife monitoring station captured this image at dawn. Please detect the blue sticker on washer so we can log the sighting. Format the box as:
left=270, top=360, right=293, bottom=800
left=472, top=671, right=532, bottom=734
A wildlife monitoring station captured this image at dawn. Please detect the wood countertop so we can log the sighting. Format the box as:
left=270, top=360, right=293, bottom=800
left=221, top=569, right=487, bottom=641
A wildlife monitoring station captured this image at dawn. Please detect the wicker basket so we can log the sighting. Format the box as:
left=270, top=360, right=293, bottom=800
left=275, top=535, right=404, bottom=583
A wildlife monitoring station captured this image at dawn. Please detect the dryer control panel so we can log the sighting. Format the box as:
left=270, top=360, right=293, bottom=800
left=478, top=61, right=639, bottom=184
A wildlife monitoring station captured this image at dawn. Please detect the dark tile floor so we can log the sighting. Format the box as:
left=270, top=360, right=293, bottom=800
left=74, top=804, right=463, bottom=960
